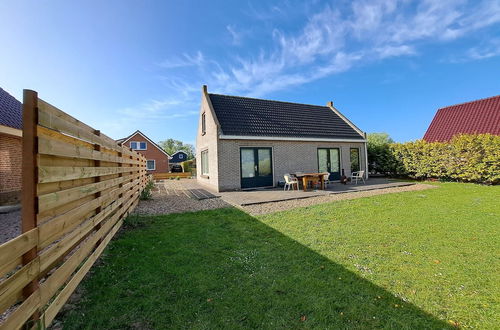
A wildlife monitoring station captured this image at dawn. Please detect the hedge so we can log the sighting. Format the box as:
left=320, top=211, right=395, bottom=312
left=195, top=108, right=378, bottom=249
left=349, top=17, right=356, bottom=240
left=390, top=134, right=500, bottom=184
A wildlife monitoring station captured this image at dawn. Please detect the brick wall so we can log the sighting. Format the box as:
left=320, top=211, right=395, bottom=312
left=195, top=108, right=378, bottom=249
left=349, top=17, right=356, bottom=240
left=123, top=133, right=169, bottom=174
left=196, top=89, right=220, bottom=190
left=217, top=139, right=367, bottom=191
left=0, top=134, right=22, bottom=202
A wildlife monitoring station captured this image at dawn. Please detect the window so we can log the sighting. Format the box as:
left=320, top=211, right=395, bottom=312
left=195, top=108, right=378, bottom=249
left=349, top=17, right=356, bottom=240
left=130, top=141, right=147, bottom=150
left=201, top=112, right=206, bottom=135
left=350, top=148, right=360, bottom=173
left=201, top=150, right=209, bottom=175
left=146, top=160, right=155, bottom=170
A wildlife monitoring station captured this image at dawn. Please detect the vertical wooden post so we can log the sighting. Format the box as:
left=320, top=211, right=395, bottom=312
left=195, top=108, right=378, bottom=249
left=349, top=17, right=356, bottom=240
left=21, top=89, right=40, bottom=319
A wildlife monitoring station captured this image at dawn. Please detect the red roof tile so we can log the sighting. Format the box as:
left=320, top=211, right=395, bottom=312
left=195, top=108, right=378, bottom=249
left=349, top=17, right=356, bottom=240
left=423, top=95, right=500, bottom=142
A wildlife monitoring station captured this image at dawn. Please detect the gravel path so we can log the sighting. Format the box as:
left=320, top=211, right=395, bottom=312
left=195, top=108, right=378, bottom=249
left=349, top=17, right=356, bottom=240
left=133, top=179, right=231, bottom=216
left=0, top=210, right=21, bottom=244
left=242, top=184, right=437, bottom=215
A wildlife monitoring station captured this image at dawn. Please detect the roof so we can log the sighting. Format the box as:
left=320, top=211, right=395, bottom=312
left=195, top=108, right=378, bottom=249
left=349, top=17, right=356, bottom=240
left=116, top=130, right=170, bottom=157
left=0, top=87, right=22, bottom=130
left=208, top=93, right=364, bottom=140
left=423, top=95, right=500, bottom=142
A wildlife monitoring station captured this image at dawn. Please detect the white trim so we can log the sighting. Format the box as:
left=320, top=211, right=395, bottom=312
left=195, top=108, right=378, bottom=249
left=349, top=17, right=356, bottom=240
left=238, top=146, right=275, bottom=189
left=363, top=135, right=369, bottom=180
left=0, top=124, right=22, bottom=137
left=220, top=134, right=366, bottom=143
left=146, top=159, right=156, bottom=170
left=119, top=130, right=171, bottom=157
left=130, top=141, right=147, bottom=150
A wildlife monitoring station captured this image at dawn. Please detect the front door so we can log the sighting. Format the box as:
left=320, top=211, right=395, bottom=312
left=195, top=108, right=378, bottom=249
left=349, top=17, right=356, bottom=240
left=318, top=148, right=341, bottom=180
left=240, top=147, right=273, bottom=189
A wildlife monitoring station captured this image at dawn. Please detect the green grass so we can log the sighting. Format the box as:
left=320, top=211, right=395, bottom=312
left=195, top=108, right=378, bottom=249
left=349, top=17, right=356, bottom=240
left=59, top=183, right=499, bottom=329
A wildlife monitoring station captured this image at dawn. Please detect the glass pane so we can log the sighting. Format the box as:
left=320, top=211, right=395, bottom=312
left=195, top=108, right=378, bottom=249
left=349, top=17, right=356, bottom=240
left=258, top=149, right=271, bottom=176
left=130, top=142, right=137, bottom=149
left=241, top=149, right=255, bottom=178
left=202, top=151, right=209, bottom=174
left=330, top=149, right=340, bottom=172
left=147, top=160, right=154, bottom=170
left=350, top=148, right=360, bottom=172
left=318, top=149, right=328, bottom=173
left=140, top=142, right=146, bottom=149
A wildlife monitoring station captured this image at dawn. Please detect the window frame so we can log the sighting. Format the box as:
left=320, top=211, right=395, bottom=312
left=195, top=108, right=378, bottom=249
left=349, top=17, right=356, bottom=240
left=350, top=147, right=360, bottom=173
left=201, top=150, right=209, bottom=175
left=146, top=159, right=156, bottom=171
left=201, top=112, right=206, bottom=135
left=130, top=141, right=147, bottom=150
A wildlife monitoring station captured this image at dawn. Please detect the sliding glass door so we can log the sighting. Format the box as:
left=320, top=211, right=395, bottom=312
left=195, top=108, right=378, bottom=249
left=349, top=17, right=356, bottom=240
left=318, top=148, right=341, bottom=180
left=240, top=147, right=273, bottom=188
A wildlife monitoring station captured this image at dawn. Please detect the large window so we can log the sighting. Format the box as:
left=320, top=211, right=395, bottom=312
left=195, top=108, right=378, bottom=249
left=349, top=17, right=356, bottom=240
left=201, top=112, right=206, bottom=135
left=130, top=141, right=147, bottom=150
left=146, top=160, right=155, bottom=170
left=350, top=148, right=360, bottom=173
left=201, top=150, right=209, bottom=175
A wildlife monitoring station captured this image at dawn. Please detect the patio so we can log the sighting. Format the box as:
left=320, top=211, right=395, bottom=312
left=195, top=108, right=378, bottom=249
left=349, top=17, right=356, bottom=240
left=218, top=178, right=418, bottom=206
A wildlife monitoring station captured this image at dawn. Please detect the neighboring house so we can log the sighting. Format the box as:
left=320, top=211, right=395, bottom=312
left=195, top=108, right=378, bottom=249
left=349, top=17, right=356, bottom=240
left=0, top=87, right=22, bottom=204
left=423, top=95, right=500, bottom=142
left=116, top=130, right=170, bottom=174
left=170, top=151, right=189, bottom=164
left=196, top=85, right=368, bottom=192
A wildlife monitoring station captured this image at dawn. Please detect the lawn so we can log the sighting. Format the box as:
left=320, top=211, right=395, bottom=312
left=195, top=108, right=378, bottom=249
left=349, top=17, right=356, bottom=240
left=59, top=183, right=499, bottom=329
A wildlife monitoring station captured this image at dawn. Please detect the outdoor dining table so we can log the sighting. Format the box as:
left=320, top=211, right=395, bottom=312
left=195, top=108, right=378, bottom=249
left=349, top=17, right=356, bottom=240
left=293, top=172, right=327, bottom=192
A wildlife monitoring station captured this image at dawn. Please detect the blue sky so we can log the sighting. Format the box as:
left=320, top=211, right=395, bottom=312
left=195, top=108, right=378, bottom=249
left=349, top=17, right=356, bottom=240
left=1, top=0, right=499, bottom=144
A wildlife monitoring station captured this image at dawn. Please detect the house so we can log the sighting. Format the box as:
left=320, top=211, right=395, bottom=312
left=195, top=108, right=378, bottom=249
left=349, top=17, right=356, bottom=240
left=0, top=87, right=22, bottom=204
left=170, top=151, right=189, bottom=164
left=423, top=95, right=500, bottom=142
left=196, top=85, right=368, bottom=192
left=116, top=130, right=170, bottom=174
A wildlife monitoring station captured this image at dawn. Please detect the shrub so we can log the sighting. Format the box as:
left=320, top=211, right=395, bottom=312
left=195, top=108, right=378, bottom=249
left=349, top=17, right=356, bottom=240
left=181, top=160, right=191, bottom=173
left=176, top=176, right=180, bottom=180
left=390, top=134, right=500, bottom=184
left=140, top=178, right=155, bottom=200
left=367, top=133, right=398, bottom=174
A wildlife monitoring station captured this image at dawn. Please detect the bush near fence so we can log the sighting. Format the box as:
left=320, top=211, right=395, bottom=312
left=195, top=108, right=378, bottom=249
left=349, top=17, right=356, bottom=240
left=0, top=90, right=147, bottom=329
left=390, top=134, right=500, bottom=184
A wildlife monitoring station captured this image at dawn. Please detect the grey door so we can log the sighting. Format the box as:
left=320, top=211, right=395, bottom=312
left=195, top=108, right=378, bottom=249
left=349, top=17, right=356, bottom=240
left=240, top=148, right=273, bottom=189
left=318, top=148, right=341, bottom=180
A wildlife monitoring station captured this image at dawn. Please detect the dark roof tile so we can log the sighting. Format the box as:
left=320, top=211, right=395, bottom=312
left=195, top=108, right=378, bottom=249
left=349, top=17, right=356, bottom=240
left=208, top=94, right=363, bottom=140
left=0, top=87, right=22, bottom=130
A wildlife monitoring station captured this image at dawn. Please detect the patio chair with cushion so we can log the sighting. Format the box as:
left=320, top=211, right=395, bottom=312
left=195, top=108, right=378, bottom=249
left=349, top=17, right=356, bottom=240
left=350, top=170, right=365, bottom=184
left=323, top=173, right=330, bottom=188
left=283, top=174, right=299, bottom=191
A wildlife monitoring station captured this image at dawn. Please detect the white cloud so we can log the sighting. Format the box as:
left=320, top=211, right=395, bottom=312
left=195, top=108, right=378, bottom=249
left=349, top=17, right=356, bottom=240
left=118, top=0, right=500, bottom=133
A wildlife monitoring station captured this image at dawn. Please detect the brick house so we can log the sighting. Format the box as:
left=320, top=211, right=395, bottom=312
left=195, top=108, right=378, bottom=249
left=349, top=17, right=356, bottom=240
left=423, top=95, right=500, bottom=142
left=196, top=85, right=368, bottom=192
left=0, top=87, right=23, bottom=204
left=116, top=130, right=170, bottom=174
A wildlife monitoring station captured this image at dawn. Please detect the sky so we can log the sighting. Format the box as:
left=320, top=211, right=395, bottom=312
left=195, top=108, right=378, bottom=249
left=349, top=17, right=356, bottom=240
left=1, top=0, right=499, bottom=144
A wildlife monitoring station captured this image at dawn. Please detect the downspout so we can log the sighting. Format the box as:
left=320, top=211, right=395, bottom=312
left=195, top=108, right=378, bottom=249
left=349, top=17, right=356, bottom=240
left=364, top=132, right=369, bottom=180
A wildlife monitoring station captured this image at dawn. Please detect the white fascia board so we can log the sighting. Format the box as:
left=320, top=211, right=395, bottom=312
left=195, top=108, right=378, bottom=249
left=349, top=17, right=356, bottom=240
left=219, top=134, right=366, bottom=143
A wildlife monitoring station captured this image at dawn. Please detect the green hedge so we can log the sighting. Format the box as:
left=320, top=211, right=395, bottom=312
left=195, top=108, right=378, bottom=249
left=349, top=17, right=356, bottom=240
left=390, top=134, right=500, bottom=184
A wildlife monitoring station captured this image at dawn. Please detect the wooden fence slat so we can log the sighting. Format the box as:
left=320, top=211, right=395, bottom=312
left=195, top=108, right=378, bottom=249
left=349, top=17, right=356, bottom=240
left=0, top=258, right=40, bottom=314
left=38, top=176, right=143, bottom=249
left=39, top=184, right=141, bottom=273
left=37, top=128, right=142, bottom=165
left=0, top=92, right=147, bottom=329
left=38, top=166, right=142, bottom=183
left=0, top=290, right=41, bottom=330
left=38, top=174, right=135, bottom=213
left=0, top=229, right=38, bottom=271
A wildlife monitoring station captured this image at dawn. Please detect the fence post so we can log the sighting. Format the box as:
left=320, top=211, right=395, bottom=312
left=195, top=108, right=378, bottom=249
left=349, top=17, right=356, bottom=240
left=21, top=89, right=40, bottom=320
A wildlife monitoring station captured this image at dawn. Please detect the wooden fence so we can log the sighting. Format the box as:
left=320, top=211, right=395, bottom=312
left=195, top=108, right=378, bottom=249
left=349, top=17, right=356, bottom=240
left=153, top=172, right=192, bottom=180
left=0, top=90, right=147, bottom=329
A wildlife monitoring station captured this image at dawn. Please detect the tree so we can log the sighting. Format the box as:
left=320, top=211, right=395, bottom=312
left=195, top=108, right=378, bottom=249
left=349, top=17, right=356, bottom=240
left=366, top=133, right=397, bottom=174
left=158, top=139, right=195, bottom=159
